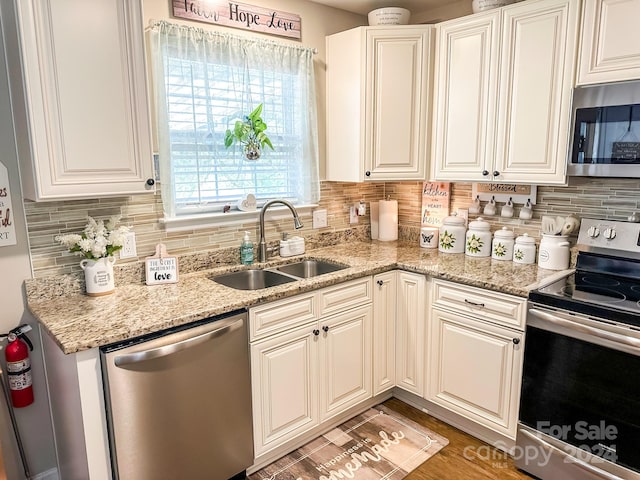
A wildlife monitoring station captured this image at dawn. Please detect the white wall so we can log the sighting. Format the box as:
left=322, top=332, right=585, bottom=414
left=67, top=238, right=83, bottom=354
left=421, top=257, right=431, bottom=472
left=0, top=4, right=57, bottom=478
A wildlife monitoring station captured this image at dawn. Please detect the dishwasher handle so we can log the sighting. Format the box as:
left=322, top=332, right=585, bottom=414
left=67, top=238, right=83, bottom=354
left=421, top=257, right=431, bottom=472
left=114, top=316, right=244, bottom=367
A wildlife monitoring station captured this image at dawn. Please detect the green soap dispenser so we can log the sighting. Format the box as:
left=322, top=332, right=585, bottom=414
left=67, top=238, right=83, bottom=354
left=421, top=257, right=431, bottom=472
left=240, top=231, right=254, bottom=265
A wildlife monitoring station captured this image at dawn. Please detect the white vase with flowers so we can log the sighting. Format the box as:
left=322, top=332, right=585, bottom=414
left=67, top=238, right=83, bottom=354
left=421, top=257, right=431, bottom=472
left=55, top=216, right=130, bottom=296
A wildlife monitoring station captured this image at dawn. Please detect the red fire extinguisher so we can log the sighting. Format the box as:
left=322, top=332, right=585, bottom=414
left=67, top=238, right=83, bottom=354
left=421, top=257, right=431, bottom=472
left=4, top=326, right=34, bottom=408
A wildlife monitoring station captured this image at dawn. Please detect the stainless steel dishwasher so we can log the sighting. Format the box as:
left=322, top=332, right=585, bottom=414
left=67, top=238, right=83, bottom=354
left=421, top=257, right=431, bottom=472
left=100, top=310, right=253, bottom=480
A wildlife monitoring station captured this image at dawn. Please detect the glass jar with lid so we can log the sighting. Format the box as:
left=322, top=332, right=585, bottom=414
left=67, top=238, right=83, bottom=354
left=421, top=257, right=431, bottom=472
left=438, top=216, right=466, bottom=254
left=492, top=227, right=515, bottom=261
left=465, top=217, right=491, bottom=257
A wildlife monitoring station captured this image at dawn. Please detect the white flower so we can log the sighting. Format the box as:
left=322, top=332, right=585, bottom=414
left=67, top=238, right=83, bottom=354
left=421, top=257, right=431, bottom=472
left=56, top=216, right=130, bottom=260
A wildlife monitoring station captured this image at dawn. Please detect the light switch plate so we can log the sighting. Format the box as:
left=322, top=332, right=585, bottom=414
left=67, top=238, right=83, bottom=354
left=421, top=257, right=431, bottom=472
left=312, top=209, right=327, bottom=229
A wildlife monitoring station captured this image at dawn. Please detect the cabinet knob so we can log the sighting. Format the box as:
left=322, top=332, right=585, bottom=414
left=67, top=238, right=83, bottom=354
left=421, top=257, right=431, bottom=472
left=482, top=170, right=489, bottom=176
left=313, top=329, right=320, bottom=336
left=493, top=171, right=500, bottom=177
left=512, top=338, right=520, bottom=345
left=146, top=178, right=155, bottom=186
left=365, top=171, right=371, bottom=177
left=322, top=325, right=329, bottom=333
left=377, top=280, right=384, bottom=286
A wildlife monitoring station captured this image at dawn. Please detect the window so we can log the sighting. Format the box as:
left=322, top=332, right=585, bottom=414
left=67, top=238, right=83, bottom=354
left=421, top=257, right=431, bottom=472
left=149, top=21, right=320, bottom=222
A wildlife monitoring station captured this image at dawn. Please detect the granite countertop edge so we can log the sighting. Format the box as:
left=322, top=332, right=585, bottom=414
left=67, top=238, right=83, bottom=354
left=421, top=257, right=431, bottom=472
left=27, top=241, right=571, bottom=354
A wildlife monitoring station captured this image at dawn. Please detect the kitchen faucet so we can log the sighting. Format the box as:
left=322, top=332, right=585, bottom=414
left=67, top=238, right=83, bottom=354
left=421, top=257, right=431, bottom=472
left=258, top=199, right=303, bottom=262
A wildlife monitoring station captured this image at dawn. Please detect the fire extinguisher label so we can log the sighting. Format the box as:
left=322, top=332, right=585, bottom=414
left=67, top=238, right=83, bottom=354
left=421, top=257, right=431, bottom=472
left=6, top=358, right=32, bottom=390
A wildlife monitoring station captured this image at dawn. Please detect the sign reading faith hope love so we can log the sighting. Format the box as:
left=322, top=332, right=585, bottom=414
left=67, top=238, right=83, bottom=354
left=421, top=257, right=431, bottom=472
left=0, top=162, right=16, bottom=247
left=173, top=1, right=302, bottom=39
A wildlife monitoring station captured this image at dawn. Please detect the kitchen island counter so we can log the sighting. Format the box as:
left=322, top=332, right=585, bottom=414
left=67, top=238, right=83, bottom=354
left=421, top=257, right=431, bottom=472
left=26, top=240, right=570, bottom=354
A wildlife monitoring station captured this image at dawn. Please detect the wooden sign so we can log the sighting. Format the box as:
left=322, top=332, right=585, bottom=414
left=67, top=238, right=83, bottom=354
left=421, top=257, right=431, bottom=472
left=145, top=244, right=179, bottom=285
left=421, top=182, right=450, bottom=227
left=472, top=183, right=537, bottom=205
left=0, top=162, right=16, bottom=247
left=173, top=1, right=302, bottom=39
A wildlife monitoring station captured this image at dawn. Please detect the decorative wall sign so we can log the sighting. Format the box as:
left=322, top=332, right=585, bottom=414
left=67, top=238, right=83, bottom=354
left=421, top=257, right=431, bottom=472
left=0, top=162, right=16, bottom=247
left=472, top=183, right=537, bottom=205
left=173, top=1, right=302, bottom=39
left=145, top=244, right=179, bottom=285
left=421, top=182, right=450, bottom=227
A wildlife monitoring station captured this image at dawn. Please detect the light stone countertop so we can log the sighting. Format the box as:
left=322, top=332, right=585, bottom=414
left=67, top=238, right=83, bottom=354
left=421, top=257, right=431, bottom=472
left=26, top=241, right=571, bottom=354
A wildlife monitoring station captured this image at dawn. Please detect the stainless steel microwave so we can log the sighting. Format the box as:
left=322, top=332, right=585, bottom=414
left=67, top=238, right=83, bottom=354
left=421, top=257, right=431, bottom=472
left=569, top=82, right=640, bottom=177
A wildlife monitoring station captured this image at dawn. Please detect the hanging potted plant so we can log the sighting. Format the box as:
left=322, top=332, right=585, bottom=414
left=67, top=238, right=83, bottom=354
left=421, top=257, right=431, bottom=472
left=224, top=104, right=274, bottom=160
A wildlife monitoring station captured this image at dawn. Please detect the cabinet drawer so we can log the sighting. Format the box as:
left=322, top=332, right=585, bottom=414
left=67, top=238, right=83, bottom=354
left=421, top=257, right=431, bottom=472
left=318, top=277, right=372, bottom=317
left=432, top=279, right=526, bottom=330
left=249, top=293, right=316, bottom=341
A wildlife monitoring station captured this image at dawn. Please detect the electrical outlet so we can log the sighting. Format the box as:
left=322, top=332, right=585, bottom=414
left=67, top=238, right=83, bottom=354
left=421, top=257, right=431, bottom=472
left=349, top=205, right=359, bottom=224
left=120, top=232, right=137, bottom=259
left=312, top=209, right=327, bottom=229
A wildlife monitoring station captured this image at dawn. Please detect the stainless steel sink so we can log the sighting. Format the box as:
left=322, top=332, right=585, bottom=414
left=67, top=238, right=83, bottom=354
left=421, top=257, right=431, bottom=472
left=213, top=269, right=297, bottom=290
left=275, top=259, right=347, bottom=278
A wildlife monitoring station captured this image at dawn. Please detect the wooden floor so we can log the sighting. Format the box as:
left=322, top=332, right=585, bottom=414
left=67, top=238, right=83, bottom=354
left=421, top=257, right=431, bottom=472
left=383, top=398, right=535, bottom=480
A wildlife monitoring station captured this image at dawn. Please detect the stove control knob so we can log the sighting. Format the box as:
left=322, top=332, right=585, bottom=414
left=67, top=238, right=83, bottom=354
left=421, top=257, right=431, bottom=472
left=603, top=228, right=617, bottom=240
left=587, top=226, right=600, bottom=238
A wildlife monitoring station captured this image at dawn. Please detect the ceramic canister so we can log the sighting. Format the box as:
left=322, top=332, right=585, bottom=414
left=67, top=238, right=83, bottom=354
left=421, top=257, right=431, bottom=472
left=439, top=216, right=466, bottom=253
left=492, top=227, right=515, bottom=261
left=465, top=217, right=492, bottom=257
left=513, top=233, right=537, bottom=264
left=538, top=234, right=571, bottom=270
left=420, top=227, right=439, bottom=249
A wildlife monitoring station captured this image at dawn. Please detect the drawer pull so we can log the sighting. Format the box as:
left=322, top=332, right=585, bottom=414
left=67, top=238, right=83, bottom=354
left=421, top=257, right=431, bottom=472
left=464, top=299, right=485, bottom=308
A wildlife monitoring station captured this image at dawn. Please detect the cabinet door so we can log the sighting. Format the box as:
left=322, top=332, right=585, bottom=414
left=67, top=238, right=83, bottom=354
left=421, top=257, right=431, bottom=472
left=494, top=0, right=579, bottom=184
left=372, top=272, right=396, bottom=395
left=578, top=0, right=640, bottom=85
left=12, top=0, right=154, bottom=200
left=431, top=12, right=500, bottom=182
left=395, top=272, right=427, bottom=396
left=364, top=27, right=432, bottom=181
left=251, top=324, right=319, bottom=456
left=319, top=305, right=372, bottom=422
left=426, top=308, right=524, bottom=438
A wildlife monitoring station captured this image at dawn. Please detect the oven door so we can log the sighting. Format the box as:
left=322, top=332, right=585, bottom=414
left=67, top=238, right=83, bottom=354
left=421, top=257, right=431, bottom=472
left=516, top=304, right=640, bottom=480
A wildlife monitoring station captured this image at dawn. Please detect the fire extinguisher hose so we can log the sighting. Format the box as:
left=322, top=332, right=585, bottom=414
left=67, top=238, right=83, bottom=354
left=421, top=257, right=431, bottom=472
left=0, top=362, right=31, bottom=478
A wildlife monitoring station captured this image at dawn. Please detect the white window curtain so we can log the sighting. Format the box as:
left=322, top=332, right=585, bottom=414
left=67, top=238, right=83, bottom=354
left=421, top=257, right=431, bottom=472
left=148, top=20, right=320, bottom=219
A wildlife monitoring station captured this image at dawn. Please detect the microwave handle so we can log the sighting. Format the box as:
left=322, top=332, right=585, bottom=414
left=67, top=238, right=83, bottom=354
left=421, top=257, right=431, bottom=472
left=519, top=430, right=620, bottom=480
left=529, top=308, right=640, bottom=350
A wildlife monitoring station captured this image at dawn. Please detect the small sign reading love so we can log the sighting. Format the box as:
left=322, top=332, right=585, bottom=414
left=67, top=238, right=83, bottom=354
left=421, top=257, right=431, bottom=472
left=145, top=244, right=179, bottom=286
left=173, top=1, right=302, bottom=39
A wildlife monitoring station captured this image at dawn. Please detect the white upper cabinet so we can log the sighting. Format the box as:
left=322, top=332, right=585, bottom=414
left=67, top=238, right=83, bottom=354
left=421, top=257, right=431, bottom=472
left=326, top=26, right=434, bottom=182
left=577, top=0, right=640, bottom=85
left=432, top=0, right=580, bottom=185
left=4, top=0, right=155, bottom=201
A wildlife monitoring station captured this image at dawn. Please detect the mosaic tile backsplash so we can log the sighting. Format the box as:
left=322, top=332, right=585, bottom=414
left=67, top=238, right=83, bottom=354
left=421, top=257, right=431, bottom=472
left=24, top=177, right=640, bottom=277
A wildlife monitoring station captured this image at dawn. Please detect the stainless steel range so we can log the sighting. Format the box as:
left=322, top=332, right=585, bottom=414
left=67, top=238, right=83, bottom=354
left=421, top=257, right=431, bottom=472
left=517, top=218, right=640, bottom=480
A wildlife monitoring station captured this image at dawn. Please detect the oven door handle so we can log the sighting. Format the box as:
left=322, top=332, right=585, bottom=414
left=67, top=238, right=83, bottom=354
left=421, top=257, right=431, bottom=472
left=529, top=308, right=640, bottom=350
left=519, top=430, right=620, bottom=480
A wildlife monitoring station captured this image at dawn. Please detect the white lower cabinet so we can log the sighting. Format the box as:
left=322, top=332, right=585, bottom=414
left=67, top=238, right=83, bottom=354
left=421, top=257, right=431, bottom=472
left=319, top=306, right=372, bottom=422
left=426, top=279, right=526, bottom=440
left=372, top=271, right=397, bottom=395
left=250, top=324, right=319, bottom=456
left=395, top=271, right=428, bottom=396
left=250, top=278, right=373, bottom=457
